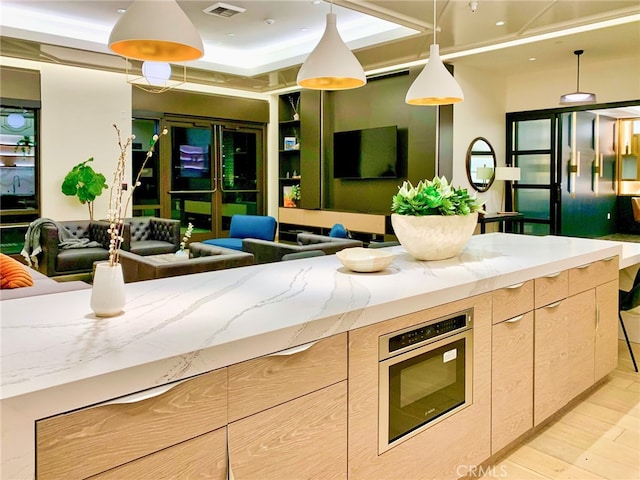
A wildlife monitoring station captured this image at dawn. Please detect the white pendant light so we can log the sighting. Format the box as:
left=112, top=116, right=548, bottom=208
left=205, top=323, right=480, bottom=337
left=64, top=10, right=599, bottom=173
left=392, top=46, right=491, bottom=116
left=126, top=60, right=187, bottom=94
left=406, top=0, right=463, bottom=105
left=297, top=3, right=366, bottom=91
left=142, top=61, right=172, bottom=86
left=559, top=50, right=597, bottom=105
left=109, top=0, right=204, bottom=62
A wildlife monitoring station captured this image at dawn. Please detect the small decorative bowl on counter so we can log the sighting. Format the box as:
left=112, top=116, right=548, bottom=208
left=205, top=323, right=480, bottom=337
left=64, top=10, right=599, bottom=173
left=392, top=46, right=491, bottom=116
left=336, top=247, right=395, bottom=273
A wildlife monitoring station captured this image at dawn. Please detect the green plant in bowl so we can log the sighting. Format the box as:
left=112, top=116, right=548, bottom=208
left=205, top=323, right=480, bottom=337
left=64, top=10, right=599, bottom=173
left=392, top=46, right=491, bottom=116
left=390, top=176, right=485, bottom=261
left=391, top=176, right=484, bottom=216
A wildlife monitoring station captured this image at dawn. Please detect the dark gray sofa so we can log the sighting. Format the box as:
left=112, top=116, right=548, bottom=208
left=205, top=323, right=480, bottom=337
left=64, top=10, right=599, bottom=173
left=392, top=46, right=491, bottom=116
left=118, top=242, right=254, bottom=283
left=242, top=233, right=363, bottom=264
left=37, top=217, right=180, bottom=277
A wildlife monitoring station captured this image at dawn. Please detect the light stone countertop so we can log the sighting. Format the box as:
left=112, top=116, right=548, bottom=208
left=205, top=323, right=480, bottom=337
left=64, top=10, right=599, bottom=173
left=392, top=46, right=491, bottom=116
left=0, top=233, right=633, bottom=479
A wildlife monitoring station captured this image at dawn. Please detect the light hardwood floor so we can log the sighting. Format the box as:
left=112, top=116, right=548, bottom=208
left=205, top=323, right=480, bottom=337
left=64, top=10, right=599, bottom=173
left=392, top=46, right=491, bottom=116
left=480, top=340, right=640, bottom=480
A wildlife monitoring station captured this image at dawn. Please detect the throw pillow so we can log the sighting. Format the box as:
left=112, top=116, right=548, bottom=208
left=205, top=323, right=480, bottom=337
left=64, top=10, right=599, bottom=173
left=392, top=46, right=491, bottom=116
left=0, top=254, right=34, bottom=289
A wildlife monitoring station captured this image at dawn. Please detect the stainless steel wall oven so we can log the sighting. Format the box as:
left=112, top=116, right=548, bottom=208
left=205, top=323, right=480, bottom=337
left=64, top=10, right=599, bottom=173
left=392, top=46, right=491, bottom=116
left=379, top=309, right=473, bottom=453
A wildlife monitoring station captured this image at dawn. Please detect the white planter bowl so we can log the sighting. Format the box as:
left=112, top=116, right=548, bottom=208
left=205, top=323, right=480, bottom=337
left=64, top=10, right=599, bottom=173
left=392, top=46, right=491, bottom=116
left=391, top=212, right=478, bottom=261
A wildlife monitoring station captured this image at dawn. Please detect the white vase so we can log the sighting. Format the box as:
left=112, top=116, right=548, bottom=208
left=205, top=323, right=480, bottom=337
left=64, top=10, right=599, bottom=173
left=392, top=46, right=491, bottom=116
left=391, top=212, right=478, bottom=261
left=90, top=263, right=126, bottom=317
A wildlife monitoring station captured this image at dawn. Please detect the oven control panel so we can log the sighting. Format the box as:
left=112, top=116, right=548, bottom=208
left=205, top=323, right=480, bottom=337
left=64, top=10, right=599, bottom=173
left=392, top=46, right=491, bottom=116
left=380, top=309, right=473, bottom=358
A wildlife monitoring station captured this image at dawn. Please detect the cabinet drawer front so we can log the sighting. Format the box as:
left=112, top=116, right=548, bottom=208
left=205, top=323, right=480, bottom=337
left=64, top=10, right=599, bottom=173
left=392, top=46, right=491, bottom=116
left=492, top=311, right=534, bottom=454
left=89, top=428, right=227, bottom=480
left=228, top=333, right=347, bottom=421
left=534, top=270, right=568, bottom=308
left=229, top=381, right=348, bottom=480
left=492, top=280, right=534, bottom=324
left=569, top=257, right=618, bottom=296
left=37, top=368, right=227, bottom=480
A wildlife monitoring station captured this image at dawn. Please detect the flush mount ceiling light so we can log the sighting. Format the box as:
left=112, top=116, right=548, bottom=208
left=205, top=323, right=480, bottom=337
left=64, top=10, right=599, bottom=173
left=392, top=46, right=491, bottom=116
left=296, top=2, right=366, bottom=90
left=559, top=49, right=597, bottom=105
left=126, top=61, right=186, bottom=94
left=406, top=0, right=463, bottom=105
left=109, top=0, right=204, bottom=62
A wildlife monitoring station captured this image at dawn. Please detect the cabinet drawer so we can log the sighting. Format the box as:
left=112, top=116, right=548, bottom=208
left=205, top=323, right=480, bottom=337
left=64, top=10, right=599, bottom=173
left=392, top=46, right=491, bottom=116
left=228, top=333, right=347, bottom=422
left=36, top=368, right=227, bottom=480
left=229, top=380, right=348, bottom=480
left=89, top=427, right=227, bottom=480
left=492, top=280, right=534, bottom=324
left=569, top=256, right=618, bottom=296
left=534, top=270, right=569, bottom=308
left=492, top=311, right=534, bottom=454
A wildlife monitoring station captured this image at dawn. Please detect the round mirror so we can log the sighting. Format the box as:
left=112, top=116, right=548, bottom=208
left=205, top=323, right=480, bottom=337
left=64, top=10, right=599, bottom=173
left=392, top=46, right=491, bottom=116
left=466, top=137, right=496, bottom=192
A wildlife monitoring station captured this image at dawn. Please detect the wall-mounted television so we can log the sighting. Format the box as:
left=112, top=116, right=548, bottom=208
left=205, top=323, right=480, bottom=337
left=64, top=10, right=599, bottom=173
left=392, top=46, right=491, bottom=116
left=333, top=125, right=398, bottom=179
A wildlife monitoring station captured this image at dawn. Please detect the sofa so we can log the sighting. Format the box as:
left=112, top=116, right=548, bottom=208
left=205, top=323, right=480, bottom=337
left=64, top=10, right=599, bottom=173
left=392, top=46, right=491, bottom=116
left=118, top=242, right=254, bottom=283
left=242, top=233, right=363, bottom=264
left=35, top=217, right=180, bottom=277
left=0, top=254, right=90, bottom=300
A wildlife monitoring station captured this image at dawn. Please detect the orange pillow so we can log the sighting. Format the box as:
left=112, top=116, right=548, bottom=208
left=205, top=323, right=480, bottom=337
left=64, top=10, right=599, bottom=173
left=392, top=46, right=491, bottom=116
left=0, top=254, right=34, bottom=289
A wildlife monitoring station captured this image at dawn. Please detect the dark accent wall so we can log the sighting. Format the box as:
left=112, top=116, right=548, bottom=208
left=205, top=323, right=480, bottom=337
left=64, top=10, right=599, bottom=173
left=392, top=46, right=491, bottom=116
left=321, top=68, right=450, bottom=214
left=132, top=88, right=269, bottom=124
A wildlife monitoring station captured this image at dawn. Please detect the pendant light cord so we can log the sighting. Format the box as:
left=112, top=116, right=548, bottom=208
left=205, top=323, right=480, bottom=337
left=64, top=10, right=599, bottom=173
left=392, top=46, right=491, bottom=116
left=576, top=52, right=580, bottom=91
left=433, top=0, right=437, bottom=46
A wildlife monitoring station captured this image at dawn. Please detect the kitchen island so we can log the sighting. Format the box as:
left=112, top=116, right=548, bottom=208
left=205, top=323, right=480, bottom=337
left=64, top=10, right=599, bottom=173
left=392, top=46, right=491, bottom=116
left=1, top=233, right=636, bottom=479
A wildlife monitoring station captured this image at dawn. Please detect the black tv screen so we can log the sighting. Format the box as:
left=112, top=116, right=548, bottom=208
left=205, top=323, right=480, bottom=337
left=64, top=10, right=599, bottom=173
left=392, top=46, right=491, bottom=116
left=333, top=125, right=398, bottom=179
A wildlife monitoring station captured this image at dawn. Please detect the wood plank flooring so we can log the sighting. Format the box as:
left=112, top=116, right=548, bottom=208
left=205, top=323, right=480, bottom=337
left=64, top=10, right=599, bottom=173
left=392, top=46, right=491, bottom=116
left=480, top=340, right=640, bottom=480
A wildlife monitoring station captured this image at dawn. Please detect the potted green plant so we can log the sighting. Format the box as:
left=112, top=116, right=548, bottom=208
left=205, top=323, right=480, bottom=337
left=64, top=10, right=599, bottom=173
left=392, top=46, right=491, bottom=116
left=61, top=158, right=108, bottom=220
left=391, top=176, right=484, bottom=260
left=14, top=135, right=34, bottom=156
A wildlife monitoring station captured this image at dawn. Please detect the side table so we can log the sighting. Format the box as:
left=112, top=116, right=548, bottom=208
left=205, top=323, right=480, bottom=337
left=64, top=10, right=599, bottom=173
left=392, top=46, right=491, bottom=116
left=478, top=212, right=525, bottom=234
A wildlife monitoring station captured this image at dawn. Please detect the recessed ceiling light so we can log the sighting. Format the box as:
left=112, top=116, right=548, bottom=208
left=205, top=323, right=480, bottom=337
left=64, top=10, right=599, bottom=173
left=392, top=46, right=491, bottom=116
left=116, top=8, right=126, bottom=14
left=227, top=33, right=236, bottom=37
left=300, top=27, right=308, bottom=32
left=496, top=21, right=505, bottom=26
left=312, top=0, right=322, bottom=4
left=529, top=57, right=536, bottom=61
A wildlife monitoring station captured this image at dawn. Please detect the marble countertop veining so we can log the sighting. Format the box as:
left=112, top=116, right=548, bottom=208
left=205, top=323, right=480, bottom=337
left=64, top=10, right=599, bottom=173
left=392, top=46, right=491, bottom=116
left=0, top=233, right=632, bottom=480
left=0, top=233, right=627, bottom=403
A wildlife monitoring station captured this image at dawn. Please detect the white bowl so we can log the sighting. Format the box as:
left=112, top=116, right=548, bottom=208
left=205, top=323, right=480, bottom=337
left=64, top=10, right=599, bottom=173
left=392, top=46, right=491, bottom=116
left=336, top=247, right=395, bottom=273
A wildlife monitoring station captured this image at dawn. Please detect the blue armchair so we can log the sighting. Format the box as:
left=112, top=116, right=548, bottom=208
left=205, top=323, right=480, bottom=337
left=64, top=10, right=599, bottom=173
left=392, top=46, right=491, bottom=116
left=203, top=214, right=277, bottom=251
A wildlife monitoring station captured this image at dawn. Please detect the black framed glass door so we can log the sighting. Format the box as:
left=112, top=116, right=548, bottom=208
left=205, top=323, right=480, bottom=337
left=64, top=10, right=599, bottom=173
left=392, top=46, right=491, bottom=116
left=507, top=112, right=558, bottom=235
left=162, top=119, right=264, bottom=242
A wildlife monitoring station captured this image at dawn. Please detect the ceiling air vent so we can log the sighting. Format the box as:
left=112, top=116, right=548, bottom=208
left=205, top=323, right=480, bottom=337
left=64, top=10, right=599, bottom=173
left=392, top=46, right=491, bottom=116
left=203, top=2, right=246, bottom=18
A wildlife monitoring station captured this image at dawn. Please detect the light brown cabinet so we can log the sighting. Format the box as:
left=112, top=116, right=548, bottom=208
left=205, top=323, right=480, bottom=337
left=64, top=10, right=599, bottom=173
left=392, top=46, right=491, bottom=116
left=491, top=311, right=534, bottom=454
left=534, top=291, right=595, bottom=425
left=228, top=381, right=348, bottom=480
left=228, top=333, right=347, bottom=422
left=534, top=270, right=569, bottom=308
left=89, top=427, right=227, bottom=480
left=36, top=368, right=228, bottom=480
left=534, top=258, right=618, bottom=427
left=595, top=279, right=619, bottom=381
left=492, top=280, right=534, bottom=324
left=227, top=333, right=348, bottom=479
